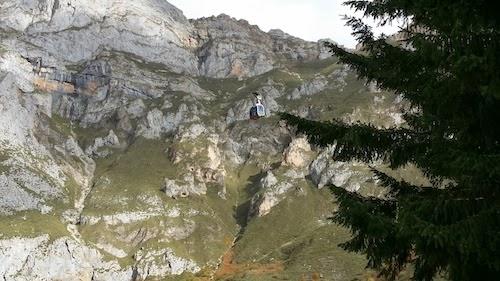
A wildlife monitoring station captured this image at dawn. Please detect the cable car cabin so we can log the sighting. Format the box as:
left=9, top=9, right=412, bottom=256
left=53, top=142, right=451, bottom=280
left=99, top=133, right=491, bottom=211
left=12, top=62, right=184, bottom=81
left=250, top=103, right=266, bottom=120
left=256, top=104, right=265, bottom=116
left=249, top=106, right=258, bottom=120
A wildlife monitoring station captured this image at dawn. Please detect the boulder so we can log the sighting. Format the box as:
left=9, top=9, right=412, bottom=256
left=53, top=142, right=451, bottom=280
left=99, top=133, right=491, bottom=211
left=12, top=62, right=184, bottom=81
left=85, top=130, right=120, bottom=157
left=283, top=137, right=313, bottom=168
left=162, top=174, right=207, bottom=199
left=249, top=171, right=294, bottom=217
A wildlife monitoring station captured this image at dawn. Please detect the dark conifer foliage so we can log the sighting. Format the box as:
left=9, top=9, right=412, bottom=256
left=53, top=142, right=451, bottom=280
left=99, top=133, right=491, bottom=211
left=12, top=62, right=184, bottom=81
left=281, top=1, right=500, bottom=280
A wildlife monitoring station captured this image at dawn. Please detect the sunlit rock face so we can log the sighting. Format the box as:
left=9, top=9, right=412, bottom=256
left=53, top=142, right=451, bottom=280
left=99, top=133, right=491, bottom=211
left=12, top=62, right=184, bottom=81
left=0, top=1, right=415, bottom=280
left=193, top=14, right=275, bottom=78
left=193, top=15, right=332, bottom=79
left=0, top=0, right=331, bottom=79
left=1, top=0, right=199, bottom=74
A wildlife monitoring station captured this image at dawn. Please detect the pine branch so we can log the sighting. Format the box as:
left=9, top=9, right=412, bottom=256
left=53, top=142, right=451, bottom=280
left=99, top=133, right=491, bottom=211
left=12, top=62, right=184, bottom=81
left=370, top=167, right=424, bottom=196
left=330, top=186, right=412, bottom=280
left=280, top=112, right=427, bottom=167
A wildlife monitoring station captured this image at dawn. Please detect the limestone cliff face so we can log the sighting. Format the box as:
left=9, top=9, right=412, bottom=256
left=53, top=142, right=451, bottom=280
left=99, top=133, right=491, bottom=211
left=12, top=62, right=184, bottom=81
left=193, top=15, right=330, bottom=78
left=0, top=1, right=412, bottom=280
left=0, top=0, right=330, bottom=79
left=1, top=0, right=199, bottom=74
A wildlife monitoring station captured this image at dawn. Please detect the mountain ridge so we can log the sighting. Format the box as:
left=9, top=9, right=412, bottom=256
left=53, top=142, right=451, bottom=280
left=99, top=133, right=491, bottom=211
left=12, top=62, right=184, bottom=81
left=0, top=0, right=331, bottom=79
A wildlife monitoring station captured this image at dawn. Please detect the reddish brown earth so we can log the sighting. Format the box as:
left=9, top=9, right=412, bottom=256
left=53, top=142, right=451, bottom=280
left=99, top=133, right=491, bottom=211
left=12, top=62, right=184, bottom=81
left=213, top=247, right=284, bottom=280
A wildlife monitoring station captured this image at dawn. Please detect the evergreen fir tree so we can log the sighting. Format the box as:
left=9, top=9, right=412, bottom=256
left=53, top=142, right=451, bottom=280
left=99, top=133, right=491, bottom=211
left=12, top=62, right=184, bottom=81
left=281, top=1, right=500, bottom=280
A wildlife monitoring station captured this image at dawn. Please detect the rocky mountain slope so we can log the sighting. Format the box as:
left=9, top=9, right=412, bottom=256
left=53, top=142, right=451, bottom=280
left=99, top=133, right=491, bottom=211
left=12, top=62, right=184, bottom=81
left=0, top=1, right=421, bottom=280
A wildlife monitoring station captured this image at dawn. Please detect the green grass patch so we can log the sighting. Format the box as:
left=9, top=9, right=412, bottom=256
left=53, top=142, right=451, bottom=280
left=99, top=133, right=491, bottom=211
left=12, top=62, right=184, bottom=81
left=232, top=183, right=368, bottom=280
left=55, top=175, right=80, bottom=210
left=0, top=150, right=11, bottom=174
left=0, top=164, right=8, bottom=174
left=285, top=57, right=340, bottom=80
left=0, top=211, right=69, bottom=241
left=240, top=69, right=301, bottom=94
left=49, top=113, right=76, bottom=137
left=234, top=183, right=332, bottom=262
left=82, top=138, right=177, bottom=215
left=105, top=50, right=183, bottom=78
left=279, top=224, right=370, bottom=281
left=64, top=64, right=84, bottom=73
left=198, top=77, right=243, bottom=95
left=72, top=124, right=112, bottom=150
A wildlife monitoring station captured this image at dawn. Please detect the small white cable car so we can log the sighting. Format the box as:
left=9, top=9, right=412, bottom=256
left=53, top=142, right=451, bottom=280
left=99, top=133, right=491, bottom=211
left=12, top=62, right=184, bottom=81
left=249, top=93, right=266, bottom=120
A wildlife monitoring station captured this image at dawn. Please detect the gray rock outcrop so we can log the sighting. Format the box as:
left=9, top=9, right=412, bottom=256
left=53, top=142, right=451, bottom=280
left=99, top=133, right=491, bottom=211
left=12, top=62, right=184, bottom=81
left=85, top=130, right=120, bottom=158
left=163, top=174, right=207, bottom=199
left=288, top=75, right=328, bottom=100
left=0, top=235, right=133, bottom=281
